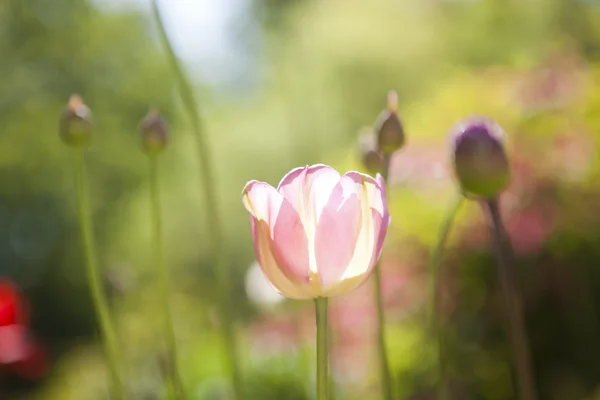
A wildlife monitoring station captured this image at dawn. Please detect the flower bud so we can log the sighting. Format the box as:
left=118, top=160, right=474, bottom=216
left=450, top=116, right=510, bottom=199
left=357, top=127, right=384, bottom=175
left=374, top=91, right=405, bottom=154
left=139, top=109, right=169, bottom=155
left=59, top=95, right=92, bottom=148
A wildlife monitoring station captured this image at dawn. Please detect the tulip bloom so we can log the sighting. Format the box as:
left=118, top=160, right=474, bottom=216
left=242, top=164, right=390, bottom=299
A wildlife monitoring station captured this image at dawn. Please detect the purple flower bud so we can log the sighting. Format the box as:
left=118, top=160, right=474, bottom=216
left=139, top=109, right=169, bottom=155
left=450, top=116, right=510, bottom=199
left=374, top=91, right=405, bottom=154
left=59, top=95, right=92, bottom=148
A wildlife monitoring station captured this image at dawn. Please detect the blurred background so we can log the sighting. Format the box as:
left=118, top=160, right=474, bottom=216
left=2, top=0, right=600, bottom=398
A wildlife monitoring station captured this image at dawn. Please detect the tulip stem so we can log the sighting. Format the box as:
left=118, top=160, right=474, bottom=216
left=428, top=196, right=463, bottom=400
left=486, top=198, right=537, bottom=400
left=73, top=150, right=124, bottom=399
left=149, top=155, right=187, bottom=399
left=315, top=297, right=329, bottom=400
left=149, top=1, right=243, bottom=397
left=371, top=152, right=394, bottom=400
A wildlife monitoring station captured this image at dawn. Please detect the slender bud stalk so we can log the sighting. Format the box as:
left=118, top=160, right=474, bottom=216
left=486, top=199, right=537, bottom=400
left=369, top=91, right=404, bottom=400
left=148, top=154, right=187, bottom=399
left=427, top=196, right=463, bottom=400
left=73, top=150, right=124, bottom=399
left=149, top=1, right=243, bottom=397
left=372, top=152, right=394, bottom=400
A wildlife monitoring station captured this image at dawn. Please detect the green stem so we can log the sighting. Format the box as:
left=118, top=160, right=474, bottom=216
left=149, top=1, right=243, bottom=397
left=373, top=153, right=394, bottom=400
left=315, top=298, right=329, bottom=400
left=149, top=156, right=187, bottom=400
left=373, top=265, right=393, bottom=400
left=427, top=196, right=463, bottom=400
left=486, top=199, right=537, bottom=400
left=73, top=150, right=124, bottom=399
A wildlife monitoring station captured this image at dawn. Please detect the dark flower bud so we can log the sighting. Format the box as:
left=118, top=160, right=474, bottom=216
left=450, top=116, right=510, bottom=199
left=60, top=95, right=92, bottom=148
left=358, top=127, right=384, bottom=175
left=139, top=109, right=169, bottom=155
left=374, top=91, right=405, bottom=154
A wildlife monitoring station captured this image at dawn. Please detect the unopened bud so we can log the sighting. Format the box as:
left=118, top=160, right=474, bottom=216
left=450, top=116, right=510, bottom=199
left=374, top=91, right=405, bottom=154
left=139, top=109, right=169, bottom=155
left=358, top=127, right=384, bottom=174
left=60, top=95, right=92, bottom=148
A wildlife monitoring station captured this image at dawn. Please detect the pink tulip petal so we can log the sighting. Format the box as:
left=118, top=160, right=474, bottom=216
left=277, top=165, right=341, bottom=228
left=315, top=176, right=362, bottom=287
left=251, top=218, right=312, bottom=299
left=269, top=199, right=311, bottom=284
left=276, top=166, right=312, bottom=218
left=307, top=167, right=343, bottom=223
left=243, top=181, right=310, bottom=287
left=368, top=210, right=388, bottom=268
left=337, top=172, right=390, bottom=281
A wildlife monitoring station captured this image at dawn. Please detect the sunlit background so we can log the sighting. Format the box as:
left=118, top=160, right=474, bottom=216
left=2, top=0, right=600, bottom=398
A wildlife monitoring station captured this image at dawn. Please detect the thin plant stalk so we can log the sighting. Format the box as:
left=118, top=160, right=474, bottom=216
left=372, top=152, right=394, bottom=400
left=486, top=198, right=537, bottom=400
left=149, top=155, right=187, bottom=399
left=315, top=297, right=329, bottom=400
left=149, top=1, right=243, bottom=397
left=73, top=150, right=124, bottom=399
left=427, top=196, right=464, bottom=400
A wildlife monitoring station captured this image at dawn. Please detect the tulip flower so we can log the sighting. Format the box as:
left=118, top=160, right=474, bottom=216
left=243, top=164, right=390, bottom=400
left=242, top=164, right=390, bottom=299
